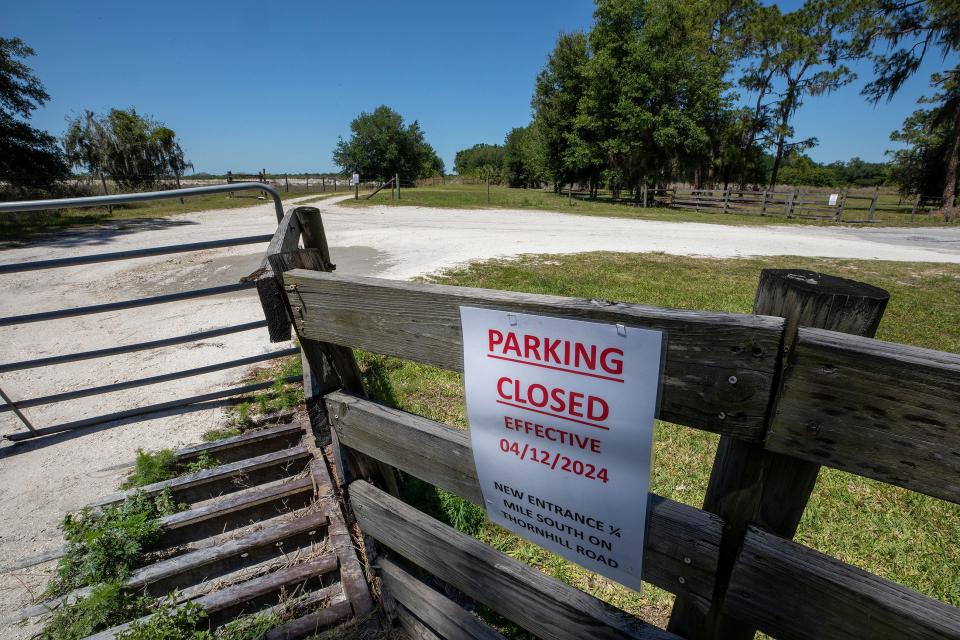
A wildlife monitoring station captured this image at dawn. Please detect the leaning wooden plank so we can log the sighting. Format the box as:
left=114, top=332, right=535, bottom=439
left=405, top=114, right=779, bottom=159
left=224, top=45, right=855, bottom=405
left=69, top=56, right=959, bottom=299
left=724, top=525, right=960, bottom=640
left=255, top=206, right=303, bottom=342
left=379, top=557, right=507, bottom=640
left=173, top=422, right=304, bottom=466
left=767, top=327, right=960, bottom=504
left=326, top=392, right=721, bottom=607
left=84, top=554, right=340, bottom=639
left=350, top=481, right=680, bottom=640
left=284, top=270, right=784, bottom=441
left=11, top=511, right=331, bottom=622
left=89, top=447, right=311, bottom=508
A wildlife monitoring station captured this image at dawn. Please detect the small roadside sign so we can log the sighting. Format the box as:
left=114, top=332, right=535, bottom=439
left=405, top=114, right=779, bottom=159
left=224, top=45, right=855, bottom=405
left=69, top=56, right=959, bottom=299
left=352, top=172, right=360, bottom=185
left=828, top=193, right=839, bottom=206
left=460, top=306, right=665, bottom=589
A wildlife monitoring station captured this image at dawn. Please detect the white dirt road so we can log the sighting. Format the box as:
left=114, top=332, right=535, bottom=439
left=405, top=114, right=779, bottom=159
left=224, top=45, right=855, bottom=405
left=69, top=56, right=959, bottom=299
left=1, top=194, right=958, bottom=633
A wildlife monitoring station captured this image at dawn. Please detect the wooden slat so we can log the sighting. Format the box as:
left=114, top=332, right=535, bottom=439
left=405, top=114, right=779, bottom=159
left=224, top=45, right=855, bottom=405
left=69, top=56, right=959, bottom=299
left=286, top=271, right=784, bottom=441
left=173, top=422, right=304, bottom=465
left=767, top=327, right=960, bottom=503
left=350, top=480, right=681, bottom=640
left=379, top=557, right=507, bottom=640
left=84, top=554, right=340, bottom=639
left=326, top=391, right=722, bottom=607
left=90, top=447, right=311, bottom=508
left=262, top=597, right=353, bottom=639
left=724, top=525, right=960, bottom=640
left=157, top=474, right=314, bottom=545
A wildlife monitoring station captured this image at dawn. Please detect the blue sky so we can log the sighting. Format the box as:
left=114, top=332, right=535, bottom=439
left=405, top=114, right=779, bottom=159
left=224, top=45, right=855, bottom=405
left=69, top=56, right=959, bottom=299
left=7, top=0, right=956, bottom=174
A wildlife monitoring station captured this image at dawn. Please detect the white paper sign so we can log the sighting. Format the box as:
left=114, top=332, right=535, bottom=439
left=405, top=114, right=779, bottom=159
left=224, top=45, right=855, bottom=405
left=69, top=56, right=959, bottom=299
left=828, top=193, right=839, bottom=206
left=460, top=306, right=665, bottom=589
left=351, top=172, right=360, bottom=185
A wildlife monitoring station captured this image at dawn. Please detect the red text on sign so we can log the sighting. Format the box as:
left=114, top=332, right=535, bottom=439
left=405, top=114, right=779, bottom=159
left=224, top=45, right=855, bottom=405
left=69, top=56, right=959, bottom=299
left=503, top=416, right=602, bottom=453
left=496, top=377, right=609, bottom=424
left=488, top=330, right=624, bottom=376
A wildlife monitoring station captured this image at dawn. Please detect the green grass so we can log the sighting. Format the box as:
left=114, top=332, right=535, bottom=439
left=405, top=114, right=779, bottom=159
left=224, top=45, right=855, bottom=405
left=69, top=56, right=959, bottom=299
left=341, top=183, right=957, bottom=227
left=0, top=190, right=339, bottom=243
left=353, top=252, right=960, bottom=630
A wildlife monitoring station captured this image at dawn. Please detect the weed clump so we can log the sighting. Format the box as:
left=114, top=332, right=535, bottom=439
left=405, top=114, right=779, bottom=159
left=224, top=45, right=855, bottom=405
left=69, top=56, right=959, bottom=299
left=51, top=490, right=183, bottom=596
left=39, top=582, right=152, bottom=640
left=123, top=450, right=219, bottom=489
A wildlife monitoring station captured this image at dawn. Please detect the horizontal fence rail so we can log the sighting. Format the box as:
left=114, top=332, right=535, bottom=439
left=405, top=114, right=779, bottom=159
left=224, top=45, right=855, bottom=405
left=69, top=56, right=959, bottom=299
left=0, top=320, right=268, bottom=373
left=3, top=375, right=300, bottom=442
left=281, top=269, right=785, bottom=441
left=0, top=281, right=256, bottom=326
left=767, top=327, right=960, bottom=503
left=725, top=525, right=960, bottom=640
left=0, top=182, right=284, bottom=222
left=0, top=234, right=272, bottom=274
left=0, top=348, right=299, bottom=413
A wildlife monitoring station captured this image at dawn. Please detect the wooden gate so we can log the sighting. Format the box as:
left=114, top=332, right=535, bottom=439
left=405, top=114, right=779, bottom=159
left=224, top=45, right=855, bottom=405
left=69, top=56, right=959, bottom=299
left=258, top=205, right=960, bottom=640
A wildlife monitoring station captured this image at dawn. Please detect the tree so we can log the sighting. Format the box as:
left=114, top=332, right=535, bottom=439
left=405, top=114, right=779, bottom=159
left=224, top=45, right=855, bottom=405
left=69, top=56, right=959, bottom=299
left=888, top=106, right=954, bottom=196
left=851, top=0, right=960, bottom=219
left=453, top=144, right=505, bottom=178
left=532, top=32, right=592, bottom=191
left=0, top=37, right=69, bottom=196
left=753, top=1, right=855, bottom=190
left=502, top=125, right=544, bottom=188
left=576, top=0, right=731, bottom=194
left=333, top=106, right=441, bottom=183
left=64, top=108, right=191, bottom=191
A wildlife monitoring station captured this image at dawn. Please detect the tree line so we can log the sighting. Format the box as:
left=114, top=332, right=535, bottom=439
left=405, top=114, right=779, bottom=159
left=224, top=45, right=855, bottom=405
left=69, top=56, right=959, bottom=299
left=456, top=0, right=959, bottom=219
left=0, top=37, right=192, bottom=199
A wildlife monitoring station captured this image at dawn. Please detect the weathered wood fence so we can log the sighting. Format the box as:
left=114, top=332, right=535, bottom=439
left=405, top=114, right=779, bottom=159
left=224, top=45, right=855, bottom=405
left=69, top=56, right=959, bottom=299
left=257, top=205, right=960, bottom=640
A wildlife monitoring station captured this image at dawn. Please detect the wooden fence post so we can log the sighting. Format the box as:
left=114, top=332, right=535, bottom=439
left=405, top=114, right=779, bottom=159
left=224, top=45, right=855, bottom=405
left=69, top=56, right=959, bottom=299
left=833, top=189, right=846, bottom=222
left=667, top=268, right=890, bottom=640
left=785, top=189, right=795, bottom=217
left=723, top=188, right=730, bottom=214
left=910, top=193, right=921, bottom=222
left=759, top=190, right=767, bottom=216
left=284, top=174, right=290, bottom=192
left=642, top=183, right=648, bottom=208
left=396, top=173, right=400, bottom=200
left=868, top=186, right=880, bottom=222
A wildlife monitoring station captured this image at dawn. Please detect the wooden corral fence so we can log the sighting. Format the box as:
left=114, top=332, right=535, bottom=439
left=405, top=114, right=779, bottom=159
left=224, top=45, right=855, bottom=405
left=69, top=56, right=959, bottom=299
left=658, top=186, right=945, bottom=223
left=0, top=184, right=295, bottom=442
left=257, top=205, right=960, bottom=639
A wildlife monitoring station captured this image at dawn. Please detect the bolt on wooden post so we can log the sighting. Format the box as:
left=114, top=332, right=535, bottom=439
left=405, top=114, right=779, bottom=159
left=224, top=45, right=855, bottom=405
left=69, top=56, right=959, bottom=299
left=667, top=268, right=890, bottom=640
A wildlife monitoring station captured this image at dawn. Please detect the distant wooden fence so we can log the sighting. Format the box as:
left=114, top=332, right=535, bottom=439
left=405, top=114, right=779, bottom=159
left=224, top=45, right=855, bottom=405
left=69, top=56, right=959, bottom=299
left=649, top=186, right=946, bottom=223
left=256, top=205, right=960, bottom=639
